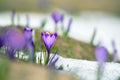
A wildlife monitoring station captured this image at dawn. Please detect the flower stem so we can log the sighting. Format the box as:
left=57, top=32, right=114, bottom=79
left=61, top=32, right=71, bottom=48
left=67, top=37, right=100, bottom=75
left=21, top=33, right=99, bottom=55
left=46, top=50, right=50, bottom=65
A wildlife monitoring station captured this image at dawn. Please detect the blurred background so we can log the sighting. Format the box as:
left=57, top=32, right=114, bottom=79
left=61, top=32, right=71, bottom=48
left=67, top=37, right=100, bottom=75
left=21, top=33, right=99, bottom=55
left=0, top=0, right=120, bottom=80
left=1, top=0, right=119, bottom=56
left=0, top=0, right=120, bottom=14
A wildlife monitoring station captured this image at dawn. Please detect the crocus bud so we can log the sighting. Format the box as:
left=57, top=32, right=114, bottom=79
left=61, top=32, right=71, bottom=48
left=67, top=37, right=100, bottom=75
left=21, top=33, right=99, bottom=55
left=52, top=12, right=63, bottom=24
left=24, top=27, right=33, bottom=41
left=95, top=45, right=108, bottom=66
left=24, top=27, right=35, bottom=61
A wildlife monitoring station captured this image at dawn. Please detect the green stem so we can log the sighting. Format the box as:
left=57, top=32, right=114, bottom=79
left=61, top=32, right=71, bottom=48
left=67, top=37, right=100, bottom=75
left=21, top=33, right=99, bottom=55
left=46, top=50, right=50, bottom=65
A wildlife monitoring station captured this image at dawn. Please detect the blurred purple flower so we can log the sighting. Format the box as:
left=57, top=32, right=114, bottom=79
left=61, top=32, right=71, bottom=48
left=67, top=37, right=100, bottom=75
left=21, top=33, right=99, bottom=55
left=112, top=40, right=118, bottom=62
left=41, top=32, right=57, bottom=53
left=4, top=28, right=26, bottom=59
left=24, top=27, right=33, bottom=41
left=95, top=45, right=108, bottom=66
left=5, top=28, right=25, bottom=50
left=52, top=12, right=63, bottom=24
left=24, top=27, right=35, bottom=61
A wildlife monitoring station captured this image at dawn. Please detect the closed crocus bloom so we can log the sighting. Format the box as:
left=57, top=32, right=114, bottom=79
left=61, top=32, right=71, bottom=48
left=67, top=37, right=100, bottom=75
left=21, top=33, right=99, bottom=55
left=24, top=27, right=35, bottom=61
left=95, top=45, right=108, bottom=66
left=24, top=27, right=33, bottom=41
left=41, top=32, right=57, bottom=53
left=52, top=12, right=63, bottom=24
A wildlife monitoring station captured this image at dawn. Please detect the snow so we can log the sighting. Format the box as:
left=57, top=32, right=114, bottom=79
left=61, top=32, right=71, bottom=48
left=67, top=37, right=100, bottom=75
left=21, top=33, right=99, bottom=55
left=35, top=52, right=120, bottom=80
left=56, top=57, right=120, bottom=80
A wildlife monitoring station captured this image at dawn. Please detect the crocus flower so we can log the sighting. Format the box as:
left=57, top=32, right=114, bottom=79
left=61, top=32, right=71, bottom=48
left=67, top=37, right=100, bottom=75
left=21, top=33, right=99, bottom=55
left=4, top=28, right=26, bottom=59
left=95, top=45, right=108, bottom=80
left=5, top=28, right=25, bottom=50
left=24, top=27, right=35, bottom=61
left=41, top=32, right=57, bottom=65
left=95, top=45, right=108, bottom=66
left=51, top=12, right=63, bottom=24
left=112, top=40, right=118, bottom=62
left=41, top=32, right=57, bottom=53
left=24, top=27, right=33, bottom=41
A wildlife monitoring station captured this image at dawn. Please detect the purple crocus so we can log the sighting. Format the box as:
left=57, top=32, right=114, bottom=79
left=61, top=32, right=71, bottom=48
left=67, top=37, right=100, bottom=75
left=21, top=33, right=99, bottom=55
left=52, top=12, right=63, bottom=24
left=95, top=45, right=108, bottom=66
left=95, top=45, right=108, bottom=80
left=41, top=32, right=57, bottom=53
left=4, top=28, right=26, bottom=59
left=41, top=32, right=57, bottom=64
left=112, top=40, right=118, bottom=62
left=24, top=27, right=35, bottom=61
left=24, top=27, right=33, bottom=41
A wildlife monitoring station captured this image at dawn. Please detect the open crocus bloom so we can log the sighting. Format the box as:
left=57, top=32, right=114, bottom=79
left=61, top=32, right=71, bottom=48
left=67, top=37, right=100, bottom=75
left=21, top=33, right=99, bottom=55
left=95, top=45, right=108, bottom=66
left=41, top=32, right=57, bottom=53
left=52, top=12, right=63, bottom=24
